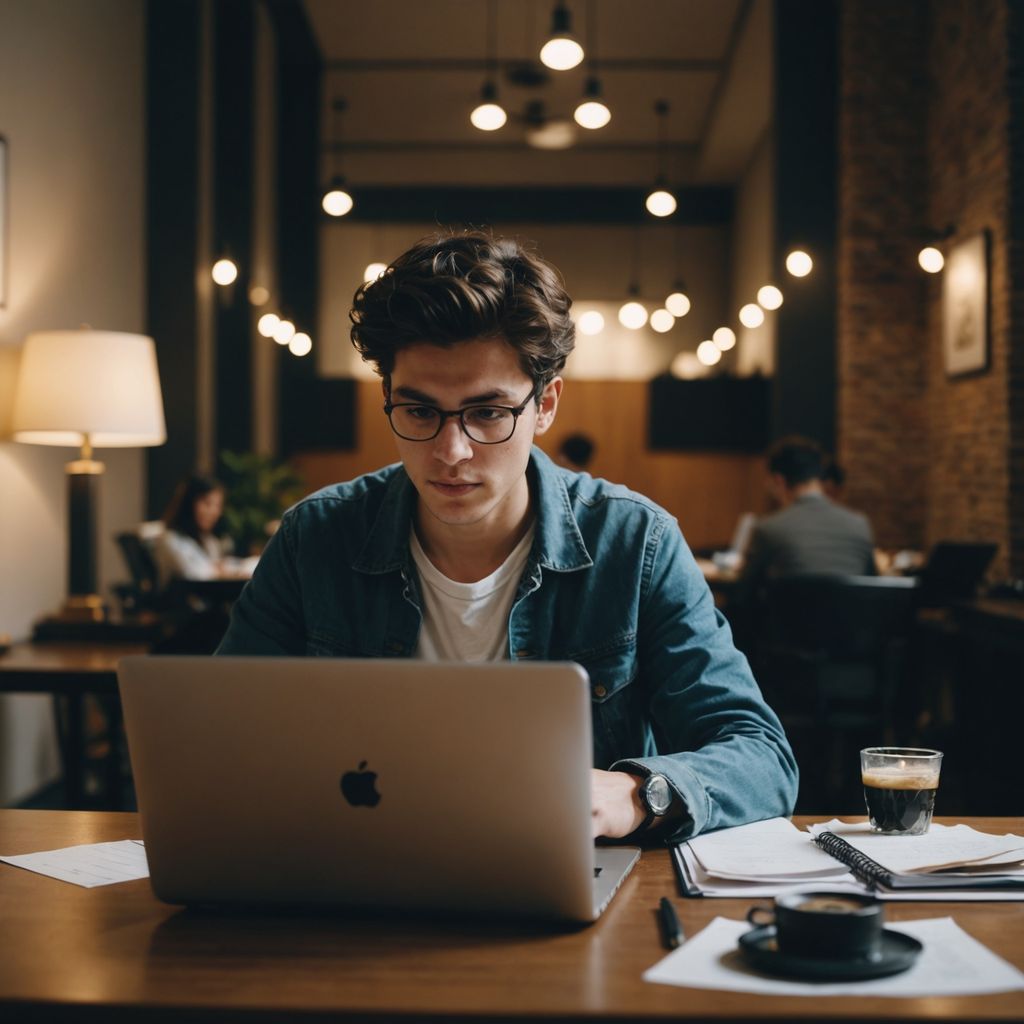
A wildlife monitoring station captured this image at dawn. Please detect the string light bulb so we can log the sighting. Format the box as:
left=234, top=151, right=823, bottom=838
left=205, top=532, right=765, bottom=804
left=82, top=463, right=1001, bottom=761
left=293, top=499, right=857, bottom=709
left=918, top=246, right=945, bottom=273
left=577, top=310, right=605, bottom=335
left=470, top=81, right=507, bottom=131
left=757, top=285, right=783, bottom=310
left=785, top=249, right=813, bottom=277
left=211, top=258, right=238, bottom=286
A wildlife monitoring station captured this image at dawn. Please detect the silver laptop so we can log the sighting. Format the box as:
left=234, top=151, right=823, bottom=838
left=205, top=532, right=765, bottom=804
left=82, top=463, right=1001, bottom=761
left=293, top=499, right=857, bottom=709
left=117, top=656, right=640, bottom=922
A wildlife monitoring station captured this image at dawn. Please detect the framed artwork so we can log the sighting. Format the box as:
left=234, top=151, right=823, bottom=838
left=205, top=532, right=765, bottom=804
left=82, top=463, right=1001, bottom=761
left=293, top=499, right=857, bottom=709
left=942, top=230, right=990, bottom=377
left=0, top=136, right=6, bottom=308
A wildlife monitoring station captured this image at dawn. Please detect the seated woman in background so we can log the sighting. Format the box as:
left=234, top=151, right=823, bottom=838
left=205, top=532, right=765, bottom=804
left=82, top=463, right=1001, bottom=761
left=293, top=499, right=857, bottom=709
left=154, top=474, right=254, bottom=589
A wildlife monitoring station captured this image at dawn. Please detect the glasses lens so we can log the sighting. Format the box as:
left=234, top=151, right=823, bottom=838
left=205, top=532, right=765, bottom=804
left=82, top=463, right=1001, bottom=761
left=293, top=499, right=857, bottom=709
left=462, top=406, right=517, bottom=443
left=389, top=405, right=442, bottom=440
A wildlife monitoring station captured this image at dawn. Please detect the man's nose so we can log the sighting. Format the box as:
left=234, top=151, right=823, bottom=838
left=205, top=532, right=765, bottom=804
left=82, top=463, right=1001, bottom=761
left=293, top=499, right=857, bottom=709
left=431, top=415, right=473, bottom=464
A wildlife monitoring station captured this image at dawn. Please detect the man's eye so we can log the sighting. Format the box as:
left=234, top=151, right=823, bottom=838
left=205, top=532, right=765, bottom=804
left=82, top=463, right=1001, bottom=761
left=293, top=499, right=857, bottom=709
left=466, top=406, right=509, bottom=423
left=405, top=405, right=439, bottom=421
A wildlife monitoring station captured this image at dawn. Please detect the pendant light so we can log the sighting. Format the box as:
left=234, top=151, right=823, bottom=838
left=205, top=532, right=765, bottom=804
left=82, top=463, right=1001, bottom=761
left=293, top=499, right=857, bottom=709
left=471, top=1, right=507, bottom=131
left=618, top=228, right=648, bottom=329
left=573, top=2, right=609, bottom=129
left=664, top=226, right=690, bottom=317
left=645, top=100, right=677, bottom=217
left=540, top=2, right=584, bottom=70
left=321, top=98, right=354, bottom=217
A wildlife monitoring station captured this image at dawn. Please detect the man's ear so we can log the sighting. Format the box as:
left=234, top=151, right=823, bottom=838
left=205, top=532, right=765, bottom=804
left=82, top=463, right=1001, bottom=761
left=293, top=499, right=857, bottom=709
left=533, top=377, right=563, bottom=436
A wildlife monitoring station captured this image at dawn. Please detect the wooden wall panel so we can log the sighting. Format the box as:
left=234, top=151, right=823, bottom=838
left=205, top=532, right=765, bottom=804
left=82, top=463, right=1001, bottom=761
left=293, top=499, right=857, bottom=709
left=291, top=379, right=767, bottom=552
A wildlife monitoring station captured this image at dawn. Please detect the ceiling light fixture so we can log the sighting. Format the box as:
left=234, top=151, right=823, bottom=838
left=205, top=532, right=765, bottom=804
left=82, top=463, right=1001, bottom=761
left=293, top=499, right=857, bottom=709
left=619, top=229, right=648, bottom=329
left=321, top=98, right=354, bottom=217
left=696, top=340, right=722, bottom=366
left=573, top=4, right=609, bottom=129
left=577, top=310, right=605, bottom=335
left=665, top=226, right=691, bottom=317
left=650, top=308, right=675, bottom=333
left=739, top=303, right=765, bottom=328
left=471, top=1, right=507, bottom=131
left=523, top=100, right=576, bottom=150
left=211, top=257, right=238, bottom=286
left=574, top=76, right=610, bottom=129
left=645, top=100, right=676, bottom=217
left=712, top=327, right=736, bottom=351
left=540, top=2, right=584, bottom=71
left=785, top=249, right=813, bottom=277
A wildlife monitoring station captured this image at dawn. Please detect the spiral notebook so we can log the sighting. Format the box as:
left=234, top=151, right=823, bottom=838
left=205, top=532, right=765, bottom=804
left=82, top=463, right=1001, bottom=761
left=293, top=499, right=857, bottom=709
left=673, top=818, right=1024, bottom=902
left=812, top=831, right=1024, bottom=893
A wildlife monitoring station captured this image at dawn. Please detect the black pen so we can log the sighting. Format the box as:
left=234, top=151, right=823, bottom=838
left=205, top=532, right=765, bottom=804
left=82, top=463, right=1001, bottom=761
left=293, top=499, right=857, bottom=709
left=658, top=896, right=684, bottom=950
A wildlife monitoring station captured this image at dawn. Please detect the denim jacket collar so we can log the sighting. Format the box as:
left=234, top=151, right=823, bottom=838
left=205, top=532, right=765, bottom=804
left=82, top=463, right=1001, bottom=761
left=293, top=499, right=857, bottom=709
left=351, top=447, right=592, bottom=576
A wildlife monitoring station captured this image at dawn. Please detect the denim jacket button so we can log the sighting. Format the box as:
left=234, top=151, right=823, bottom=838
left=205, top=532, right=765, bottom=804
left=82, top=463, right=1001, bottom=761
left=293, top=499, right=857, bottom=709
left=593, top=684, right=607, bottom=698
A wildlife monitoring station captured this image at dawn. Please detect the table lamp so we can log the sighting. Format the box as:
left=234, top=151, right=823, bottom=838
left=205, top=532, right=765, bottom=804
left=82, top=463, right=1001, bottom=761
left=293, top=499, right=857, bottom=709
left=11, top=329, right=166, bottom=633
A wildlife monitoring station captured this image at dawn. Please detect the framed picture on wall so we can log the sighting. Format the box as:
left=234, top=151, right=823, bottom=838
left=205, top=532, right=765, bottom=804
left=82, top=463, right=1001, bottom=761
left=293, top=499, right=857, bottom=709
left=942, top=230, right=990, bottom=377
left=0, top=136, right=6, bottom=308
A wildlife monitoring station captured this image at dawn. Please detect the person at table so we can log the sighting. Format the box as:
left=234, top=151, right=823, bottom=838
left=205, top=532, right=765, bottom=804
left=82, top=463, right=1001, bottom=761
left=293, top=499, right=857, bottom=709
left=217, top=229, right=797, bottom=843
left=154, top=474, right=253, bottom=590
left=734, top=436, right=876, bottom=606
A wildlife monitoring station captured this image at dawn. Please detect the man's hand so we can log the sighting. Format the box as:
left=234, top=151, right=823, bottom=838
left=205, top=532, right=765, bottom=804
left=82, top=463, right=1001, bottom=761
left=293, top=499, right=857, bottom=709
left=590, top=768, right=646, bottom=839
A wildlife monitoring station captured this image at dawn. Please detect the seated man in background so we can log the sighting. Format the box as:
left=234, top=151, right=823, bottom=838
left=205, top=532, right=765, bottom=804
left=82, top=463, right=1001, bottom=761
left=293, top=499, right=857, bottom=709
left=217, top=229, right=797, bottom=842
left=736, top=437, right=875, bottom=605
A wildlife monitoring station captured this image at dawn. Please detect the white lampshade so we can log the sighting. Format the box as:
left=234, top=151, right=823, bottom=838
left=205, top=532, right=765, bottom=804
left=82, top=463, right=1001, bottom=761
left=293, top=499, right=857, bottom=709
left=12, top=330, right=166, bottom=447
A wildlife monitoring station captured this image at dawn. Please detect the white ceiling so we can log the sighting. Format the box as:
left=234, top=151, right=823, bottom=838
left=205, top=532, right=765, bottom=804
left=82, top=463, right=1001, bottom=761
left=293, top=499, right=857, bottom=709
left=303, top=0, right=772, bottom=187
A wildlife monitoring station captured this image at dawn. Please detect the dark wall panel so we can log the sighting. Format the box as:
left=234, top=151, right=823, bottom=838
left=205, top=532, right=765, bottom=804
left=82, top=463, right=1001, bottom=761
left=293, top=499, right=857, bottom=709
left=648, top=376, right=772, bottom=454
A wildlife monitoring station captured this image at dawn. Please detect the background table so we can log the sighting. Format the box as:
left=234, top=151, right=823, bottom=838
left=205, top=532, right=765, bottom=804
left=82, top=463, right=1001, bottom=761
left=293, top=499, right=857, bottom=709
left=0, top=642, right=148, bottom=808
left=0, top=811, right=1021, bottom=1022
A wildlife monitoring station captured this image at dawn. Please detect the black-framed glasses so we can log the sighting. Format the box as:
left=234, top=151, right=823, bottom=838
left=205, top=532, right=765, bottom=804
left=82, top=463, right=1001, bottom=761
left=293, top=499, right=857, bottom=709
left=383, top=388, right=537, bottom=444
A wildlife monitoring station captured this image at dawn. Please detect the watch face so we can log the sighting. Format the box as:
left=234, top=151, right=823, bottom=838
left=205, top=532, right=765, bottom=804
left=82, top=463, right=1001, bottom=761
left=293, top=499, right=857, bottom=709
left=644, top=773, right=673, bottom=816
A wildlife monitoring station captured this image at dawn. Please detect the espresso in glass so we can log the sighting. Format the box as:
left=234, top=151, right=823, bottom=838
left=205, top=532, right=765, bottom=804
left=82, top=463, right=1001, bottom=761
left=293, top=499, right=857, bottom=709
left=860, top=747, right=943, bottom=835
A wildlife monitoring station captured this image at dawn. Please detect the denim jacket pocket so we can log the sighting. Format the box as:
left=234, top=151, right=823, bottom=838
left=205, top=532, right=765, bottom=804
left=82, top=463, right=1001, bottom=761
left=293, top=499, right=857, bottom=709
left=305, top=631, right=359, bottom=657
left=568, top=637, right=639, bottom=766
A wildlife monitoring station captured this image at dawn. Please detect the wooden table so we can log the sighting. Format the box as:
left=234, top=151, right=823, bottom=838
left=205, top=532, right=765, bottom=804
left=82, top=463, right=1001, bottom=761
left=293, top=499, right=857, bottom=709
left=0, top=642, right=148, bottom=808
left=1, top=811, right=1021, bottom=1022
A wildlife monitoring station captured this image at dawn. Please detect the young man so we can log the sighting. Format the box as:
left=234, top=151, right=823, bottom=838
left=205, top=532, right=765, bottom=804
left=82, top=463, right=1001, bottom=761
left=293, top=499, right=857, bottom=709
left=217, top=230, right=797, bottom=841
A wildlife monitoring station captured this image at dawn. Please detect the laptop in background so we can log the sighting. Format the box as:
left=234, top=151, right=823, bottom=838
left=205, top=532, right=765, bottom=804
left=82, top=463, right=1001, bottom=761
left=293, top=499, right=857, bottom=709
left=917, top=541, right=998, bottom=605
left=117, top=656, right=639, bottom=922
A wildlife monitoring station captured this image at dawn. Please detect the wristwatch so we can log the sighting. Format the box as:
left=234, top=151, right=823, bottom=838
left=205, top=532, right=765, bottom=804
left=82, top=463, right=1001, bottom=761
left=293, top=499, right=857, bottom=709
left=637, top=772, right=673, bottom=832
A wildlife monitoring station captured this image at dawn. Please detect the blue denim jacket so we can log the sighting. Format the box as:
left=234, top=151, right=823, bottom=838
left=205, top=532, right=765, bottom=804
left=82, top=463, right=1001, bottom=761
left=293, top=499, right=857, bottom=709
left=218, top=447, right=798, bottom=840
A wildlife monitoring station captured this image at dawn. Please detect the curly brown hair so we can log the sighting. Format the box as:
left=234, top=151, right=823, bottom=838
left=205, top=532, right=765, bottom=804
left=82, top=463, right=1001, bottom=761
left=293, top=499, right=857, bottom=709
left=349, top=229, right=575, bottom=394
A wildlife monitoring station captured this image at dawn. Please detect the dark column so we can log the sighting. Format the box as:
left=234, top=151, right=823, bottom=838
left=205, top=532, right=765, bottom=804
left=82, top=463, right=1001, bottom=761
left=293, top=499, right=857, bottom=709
left=213, top=0, right=255, bottom=457
left=145, top=0, right=201, bottom=516
left=773, top=0, right=839, bottom=452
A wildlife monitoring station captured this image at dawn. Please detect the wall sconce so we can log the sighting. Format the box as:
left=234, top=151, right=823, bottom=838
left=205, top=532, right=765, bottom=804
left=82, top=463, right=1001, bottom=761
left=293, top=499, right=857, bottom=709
left=11, top=329, right=166, bottom=634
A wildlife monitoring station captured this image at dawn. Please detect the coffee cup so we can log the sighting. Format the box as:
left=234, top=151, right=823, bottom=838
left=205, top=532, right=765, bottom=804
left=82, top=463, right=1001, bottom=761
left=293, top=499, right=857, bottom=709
left=861, top=746, right=943, bottom=835
left=746, top=891, right=884, bottom=960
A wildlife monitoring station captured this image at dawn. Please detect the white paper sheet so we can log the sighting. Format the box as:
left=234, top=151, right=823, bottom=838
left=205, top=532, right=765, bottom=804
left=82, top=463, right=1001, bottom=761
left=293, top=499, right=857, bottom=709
left=688, top=817, right=846, bottom=880
left=808, top=820, right=1024, bottom=873
left=644, top=916, right=1024, bottom=996
left=0, top=840, right=149, bottom=887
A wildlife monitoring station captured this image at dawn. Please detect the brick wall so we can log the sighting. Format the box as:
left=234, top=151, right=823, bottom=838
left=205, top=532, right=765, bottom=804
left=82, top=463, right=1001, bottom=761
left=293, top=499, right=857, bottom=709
left=838, top=0, right=1022, bottom=578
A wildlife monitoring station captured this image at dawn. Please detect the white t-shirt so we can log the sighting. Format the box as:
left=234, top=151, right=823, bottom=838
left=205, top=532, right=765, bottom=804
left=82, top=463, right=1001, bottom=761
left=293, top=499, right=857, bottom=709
left=410, top=524, right=535, bottom=662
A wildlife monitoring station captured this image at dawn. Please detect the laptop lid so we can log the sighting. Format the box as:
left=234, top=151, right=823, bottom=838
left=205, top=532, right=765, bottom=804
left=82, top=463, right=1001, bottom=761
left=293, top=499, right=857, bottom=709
left=918, top=541, right=998, bottom=604
left=118, top=656, right=636, bottom=922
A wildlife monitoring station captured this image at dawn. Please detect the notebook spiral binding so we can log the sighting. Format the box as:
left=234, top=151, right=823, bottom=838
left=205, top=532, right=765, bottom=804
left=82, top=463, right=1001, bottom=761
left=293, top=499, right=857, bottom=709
left=813, top=832, right=892, bottom=889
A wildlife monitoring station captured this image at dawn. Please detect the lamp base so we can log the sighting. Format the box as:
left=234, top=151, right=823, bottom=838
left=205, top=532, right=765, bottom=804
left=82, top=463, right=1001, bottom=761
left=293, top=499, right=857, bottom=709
left=31, top=595, right=109, bottom=642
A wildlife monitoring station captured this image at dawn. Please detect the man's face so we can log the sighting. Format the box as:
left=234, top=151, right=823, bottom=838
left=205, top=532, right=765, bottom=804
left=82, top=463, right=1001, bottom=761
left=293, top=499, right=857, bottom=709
left=387, top=338, right=560, bottom=540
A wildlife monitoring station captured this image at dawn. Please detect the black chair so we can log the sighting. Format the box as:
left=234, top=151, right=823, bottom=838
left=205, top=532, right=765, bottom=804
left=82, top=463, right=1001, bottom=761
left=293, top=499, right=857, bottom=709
left=113, top=530, right=162, bottom=613
left=753, top=574, right=919, bottom=813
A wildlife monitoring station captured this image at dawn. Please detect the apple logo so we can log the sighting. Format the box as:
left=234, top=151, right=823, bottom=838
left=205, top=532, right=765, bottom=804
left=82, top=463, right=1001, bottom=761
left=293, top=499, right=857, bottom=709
left=340, top=761, right=381, bottom=807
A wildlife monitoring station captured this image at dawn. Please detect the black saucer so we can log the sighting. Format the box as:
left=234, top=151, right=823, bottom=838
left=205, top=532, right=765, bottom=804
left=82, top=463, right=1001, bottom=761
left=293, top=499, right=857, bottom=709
left=738, top=925, right=923, bottom=981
